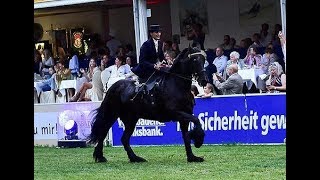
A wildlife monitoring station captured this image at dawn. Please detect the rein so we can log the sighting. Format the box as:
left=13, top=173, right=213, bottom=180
left=163, top=50, right=206, bottom=81
left=162, top=69, right=206, bottom=82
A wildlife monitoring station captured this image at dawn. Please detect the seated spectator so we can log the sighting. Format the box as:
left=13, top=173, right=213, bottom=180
left=230, top=37, right=240, bottom=49
left=256, top=47, right=279, bottom=92
left=99, top=54, right=112, bottom=71
left=104, top=55, right=133, bottom=90
left=271, top=24, right=282, bottom=47
left=212, top=64, right=243, bottom=95
left=249, top=33, right=263, bottom=49
left=34, top=49, right=42, bottom=75
left=126, top=55, right=137, bottom=69
left=261, top=47, right=278, bottom=74
left=220, top=35, right=232, bottom=50
left=163, top=40, right=173, bottom=52
left=163, top=50, right=176, bottom=67
left=223, top=51, right=245, bottom=79
left=212, top=46, right=228, bottom=75
left=266, top=62, right=286, bottom=93
left=41, top=49, right=55, bottom=76
left=125, top=43, right=136, bottom=60
left=172, top=42, right=181, bottom=56
left=55, top=62, right=71, bottom=86
left=260, top=23, right=273, bottom=47
left=69, top=58, right=99, bottom=102
left=243, top=47, right=262, bottom=69
left=199, top=83, right=214, bottom=98
left=37, top=67, right=56, bottom=92
left=68, top=50, right=79, bottom=79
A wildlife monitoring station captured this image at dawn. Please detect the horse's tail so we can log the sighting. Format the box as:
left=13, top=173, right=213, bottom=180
left=87, top=101, right=117, bottom=145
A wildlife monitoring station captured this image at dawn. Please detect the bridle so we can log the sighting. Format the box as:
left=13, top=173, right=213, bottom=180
left=163, top=51, right=206, bottom=81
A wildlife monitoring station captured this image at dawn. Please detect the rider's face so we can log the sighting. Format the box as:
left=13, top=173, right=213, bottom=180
left=150, top=31, right=161, bottom=40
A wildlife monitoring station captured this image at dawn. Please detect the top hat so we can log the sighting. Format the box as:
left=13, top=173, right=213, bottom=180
left=149, top=24, right=162, bottom=33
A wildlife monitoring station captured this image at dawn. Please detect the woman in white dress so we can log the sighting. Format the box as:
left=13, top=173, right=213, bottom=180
left=69, top=58, right=100, bottom=102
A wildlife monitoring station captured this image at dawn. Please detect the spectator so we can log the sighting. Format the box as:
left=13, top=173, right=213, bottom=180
left=249, top=33, right=263, bottom=49
left=172, top=42, right=181, bottom=56
left=199, top=83, right=214, bottom=98
left=37, top=67, right=56, bottom=93
left=104, top=55, right=133, bottom=90
left=69, top=58, right=99, bottom=102
left=163, top=40, right=173, bottom=52
left=191, top=85, right=199, bottom=97
left=260, top=23, right=272, bottom=47
left=223, top=51, right=245, bottom=79
left=266, top=62, right=286, bottom=93
left=230, top=37, right=240, bottom=49
left=261, top=47, right=278, bottom=74
left=99, top=54, right=112, bottom=71
left=212, top=64, right=243, bottom=95
left=220, top=35, right=232, bottom=50
left=41, top=49, right=55, bottom=76
left=163, top=50, right=176, bottom=67
left=106, top=31, right=122, bottom=57
left=34, top=49, right=42, bottom=74
left=243, top=47, right=262, bottom=69
left=212, top=46, right=228, bottom=75
left=68, top=49, right=79, bottom=79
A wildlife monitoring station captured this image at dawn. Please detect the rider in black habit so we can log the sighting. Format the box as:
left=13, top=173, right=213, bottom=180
left=132, top=24, right=165, bottom=83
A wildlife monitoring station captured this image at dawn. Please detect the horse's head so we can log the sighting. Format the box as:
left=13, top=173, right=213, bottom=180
left=185, top=47, right=209, bottom=87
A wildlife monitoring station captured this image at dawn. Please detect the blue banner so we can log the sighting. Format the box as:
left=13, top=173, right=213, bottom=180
left=111, top=94, right=286, bottom=146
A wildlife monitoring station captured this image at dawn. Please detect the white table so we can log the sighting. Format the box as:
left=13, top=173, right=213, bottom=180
left=238, top=68, right=264, bottom=86
left=58, top=80, right=77, bottom=90
left=238, top=68, right=264, bottom=89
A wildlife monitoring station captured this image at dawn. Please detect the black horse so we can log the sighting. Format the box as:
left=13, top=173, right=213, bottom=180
left=88, top=47, right=209, bottom=163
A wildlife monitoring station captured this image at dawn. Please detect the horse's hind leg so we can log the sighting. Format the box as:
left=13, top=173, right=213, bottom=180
left=93, top=132, right=108, bottom=163
left=121, top=116, right=147, bottom=163
left=180, top=121, right=204, bottom=162
left=93, top=117, right=117, bottom=163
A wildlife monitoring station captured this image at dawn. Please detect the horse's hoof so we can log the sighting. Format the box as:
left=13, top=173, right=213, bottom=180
left=95, top=156, right=107, bottom=163
left=187, top=156, right=204, bottom=162
left=129, top=156, right=147, bottom=163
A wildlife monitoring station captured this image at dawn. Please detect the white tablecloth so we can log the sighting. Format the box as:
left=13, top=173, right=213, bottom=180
left=58, top=80, right=77, bottom=89
left=238, top=68, right=264, bottom=87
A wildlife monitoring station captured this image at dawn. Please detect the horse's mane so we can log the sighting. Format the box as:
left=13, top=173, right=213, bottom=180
left=169, top=47, right=201, bottom=72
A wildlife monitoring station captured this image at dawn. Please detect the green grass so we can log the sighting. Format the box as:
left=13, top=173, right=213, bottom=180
left=34, top=145, right=286, bottom=180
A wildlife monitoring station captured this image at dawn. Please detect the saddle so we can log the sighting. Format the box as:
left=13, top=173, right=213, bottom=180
left=132, top=76, right=162, bottom=105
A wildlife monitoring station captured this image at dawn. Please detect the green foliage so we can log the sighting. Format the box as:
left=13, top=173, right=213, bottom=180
left=34, top=145, right=285, bottom=180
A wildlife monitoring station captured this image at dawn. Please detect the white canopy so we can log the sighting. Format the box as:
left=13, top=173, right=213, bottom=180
left=34, top=0, right=105, bottom=9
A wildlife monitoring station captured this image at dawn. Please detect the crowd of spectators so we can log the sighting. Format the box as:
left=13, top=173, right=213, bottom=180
left=34, top=22, right=286, bottom=103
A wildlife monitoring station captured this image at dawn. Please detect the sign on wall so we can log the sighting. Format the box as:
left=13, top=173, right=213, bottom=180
left=111, top=94, right=286, bottom=146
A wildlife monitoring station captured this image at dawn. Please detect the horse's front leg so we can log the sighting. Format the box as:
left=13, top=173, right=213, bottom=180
left=179, top=121, right=204, bottom=162
left=176, top=111, right=205, bottom=147
left=121, top=117, right=147, bottom=163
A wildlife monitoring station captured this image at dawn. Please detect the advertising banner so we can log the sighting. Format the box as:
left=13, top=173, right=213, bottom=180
left=111, top=94, right=286, bottom=146
left=34, top=102, right=101, bottom=146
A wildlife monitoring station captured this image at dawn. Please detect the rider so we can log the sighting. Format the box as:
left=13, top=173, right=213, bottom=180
left=132, top=24, right=165, bottom=83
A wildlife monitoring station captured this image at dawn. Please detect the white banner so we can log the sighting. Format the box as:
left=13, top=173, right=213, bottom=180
left=34, top=112, right=58, bottom=140
left=34, top=102, right=102, bottom=146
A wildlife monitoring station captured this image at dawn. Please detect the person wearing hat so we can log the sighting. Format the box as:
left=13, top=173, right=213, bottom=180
left=132, top=24, right=165, bottom=83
